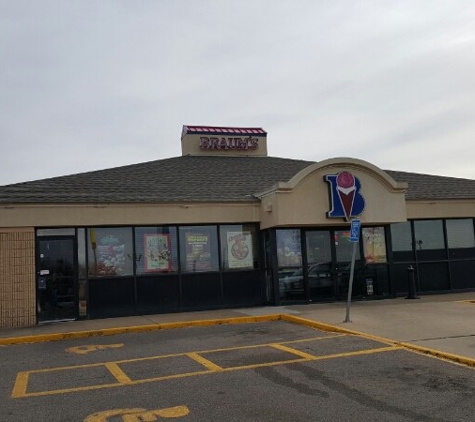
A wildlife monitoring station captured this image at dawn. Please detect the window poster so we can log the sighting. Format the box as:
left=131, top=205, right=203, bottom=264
left=143, top=233, right=171, bottom=272
left=91, top=231, right=126, bottom=276
left=227, top=232, right=253, bottom=269
left=363, top=227, right=387, bottom=263
left=276, top=229, right=302, bottom=267
left=185, top=231, right=212, bottom=271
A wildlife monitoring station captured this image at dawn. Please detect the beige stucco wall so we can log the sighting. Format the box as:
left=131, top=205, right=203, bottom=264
left=0, top=228, right=36, bottom=328
left=0, top=202, right=261, bottom=228
left=406, top=200, right=475, bottom=219
left=259, top=158, right=408, bottom=229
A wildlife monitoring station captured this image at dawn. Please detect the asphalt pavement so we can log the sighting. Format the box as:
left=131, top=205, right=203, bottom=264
left=1, top=291, right=475, bottom=362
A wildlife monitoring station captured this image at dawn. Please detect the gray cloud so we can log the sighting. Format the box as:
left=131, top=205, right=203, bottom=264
left=1, top=0, right=474, bottom=184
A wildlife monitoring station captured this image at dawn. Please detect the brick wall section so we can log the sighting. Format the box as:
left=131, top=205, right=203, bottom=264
left=0, top=228, right=36, bottom=328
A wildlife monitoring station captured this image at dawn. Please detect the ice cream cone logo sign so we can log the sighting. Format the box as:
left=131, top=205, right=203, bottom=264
left=325, top=171, right=365, bottom=220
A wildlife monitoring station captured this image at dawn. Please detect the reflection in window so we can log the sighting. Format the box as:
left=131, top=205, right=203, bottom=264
left=87, top=228, right=134, bottom=277
left=414, top=220, right=444, bottom=251
left=135, top=227, right=178, bottom=274
left=220, top=225, right=258, bottom=270
left=390, top=222, right=413, bottom=252
left=446, top=219, right=475, bottom=249
left=179, top=226, right=219, bottom=273
left=276, top=229, right=302, bottom=267
left=334, top=230, right=360, bottom=262
left=306, top=231, right=331, bottom=265
left=362, top=227, right=387, bottom=264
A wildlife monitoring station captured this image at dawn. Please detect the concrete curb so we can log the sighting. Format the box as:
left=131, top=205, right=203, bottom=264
left=2, top=313, right=475, bottom=369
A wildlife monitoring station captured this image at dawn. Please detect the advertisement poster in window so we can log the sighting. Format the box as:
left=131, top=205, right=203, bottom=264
left=276, top=229, right=302, bottom=267
left=363, top=228, right=387, bottom=263
left=91, top=231, right=126, bottom=276
left=227, top=232, right=253, bottom=269
left=185, top=232, right=211, bottom=271
left=143, top=233, right=172, bottom=272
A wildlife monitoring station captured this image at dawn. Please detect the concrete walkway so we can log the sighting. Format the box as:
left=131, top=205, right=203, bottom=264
left=1, top=291, right=475, bottom=361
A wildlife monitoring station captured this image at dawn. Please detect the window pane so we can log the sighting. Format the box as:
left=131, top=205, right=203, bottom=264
left=276, top=229, right=302, bottom=267
left=87, top=227, right=133, bottom=277
left=135, top=227, right=178, bottom=274
left=391, top=222, right=413, bottom=252
left=220, top=225, right=258, bottom=270
left=77, top=228, right=87, bottom=278
left=414, top=220, right=444, bottom=251
left=362, top=227, right=387, bottom=263
left=446, top=219, right=475, bottom=249
left=334, top=230, right=360, bottom=262
left=306, top=231, right=332, bottom=265
left=179, top=226, right=219, bottom=272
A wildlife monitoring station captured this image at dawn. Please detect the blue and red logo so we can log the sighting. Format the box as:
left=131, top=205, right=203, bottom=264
left=325, top=171, right=365, bottom=220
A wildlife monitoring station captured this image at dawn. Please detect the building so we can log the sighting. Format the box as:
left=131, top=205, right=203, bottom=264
left=1, top=125, right=475, bottom=328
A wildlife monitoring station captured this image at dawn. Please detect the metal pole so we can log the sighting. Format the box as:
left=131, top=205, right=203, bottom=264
left=344, top=241, right=358, bottom=323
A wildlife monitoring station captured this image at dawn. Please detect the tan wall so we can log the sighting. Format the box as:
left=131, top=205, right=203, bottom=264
left=406, top=200, right=475, bottom=219
left=0, top=202, right=261, bottom=228
left=259, top=159, right=408, bottom=229
left=0, top=228, right=36, bottom=328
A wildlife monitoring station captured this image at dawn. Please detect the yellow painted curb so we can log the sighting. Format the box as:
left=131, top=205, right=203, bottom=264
left=281, top=314, right=397, bottom=346
left=397, top=342, right=475, bottom=368
left=0, top=314, right=282, bottom=346
left=282, top=314, right=475, bottom=369
left=2, top=312, right=475, bottom=370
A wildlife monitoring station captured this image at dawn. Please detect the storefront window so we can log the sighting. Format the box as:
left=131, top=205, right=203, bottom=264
left=87, top=227, right=134, bottom=277
left=414, top=220, right=444, bottom=250
left=220, top=225, right=258, bottom=270
left=362, top=227, right=387, bottom=264
left=334, top=230, right=360, bottom=262
left=414, top=220, right=446, bottom=261
left=391, top=222, right=413, bottom=251
left=276, top=229, right=302, bottom=267
left=306, top=231, right=331, bottom=265
left=135, top=227, right=178, bottom=274
left=179, top=226, right=219, bottom=272
left=446, top=219, right=475, bottom=249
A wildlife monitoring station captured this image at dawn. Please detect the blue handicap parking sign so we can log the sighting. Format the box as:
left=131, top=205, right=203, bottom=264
left=350, top=219, right=361, bottom=242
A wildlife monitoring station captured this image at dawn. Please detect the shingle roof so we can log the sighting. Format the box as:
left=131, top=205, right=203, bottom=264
left=1, top=156, right=475, bottom=204
left=385, top=170, right=475, bottom=200
left=0, top=156, right=312, bottom=203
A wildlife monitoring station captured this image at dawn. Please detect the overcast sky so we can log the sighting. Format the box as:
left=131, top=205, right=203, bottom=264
left=1, top=1, right=474, bottom=185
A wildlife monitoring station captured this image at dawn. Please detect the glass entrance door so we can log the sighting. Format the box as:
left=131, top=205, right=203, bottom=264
left=305, top=231, right=334, bottom=300
left=37, top=237, right=77, bottom=322
left=334, top=229, right=362, bottom=298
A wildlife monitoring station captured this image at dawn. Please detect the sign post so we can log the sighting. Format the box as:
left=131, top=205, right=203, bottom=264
left=344, top=219, right=361, bottom=323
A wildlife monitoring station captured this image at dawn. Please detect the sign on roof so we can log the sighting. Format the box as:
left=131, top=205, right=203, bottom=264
left=181, top=125, right=268, bottom=157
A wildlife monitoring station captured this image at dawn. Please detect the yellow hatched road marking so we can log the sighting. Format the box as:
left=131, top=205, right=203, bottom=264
left=105, top=362, right=132, bottom=384
left=11, top=344, right=400, bottom=399
left=187, top=352, right=222, bottom=371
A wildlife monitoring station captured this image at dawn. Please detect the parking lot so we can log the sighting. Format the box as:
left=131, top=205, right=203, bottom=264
left=2, top=318, right=475, bottom=421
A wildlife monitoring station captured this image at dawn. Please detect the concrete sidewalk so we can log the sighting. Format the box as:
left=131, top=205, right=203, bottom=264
left=1, top=291, right=475, bottom=360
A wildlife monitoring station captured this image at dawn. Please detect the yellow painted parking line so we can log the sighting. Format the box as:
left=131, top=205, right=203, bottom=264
left=456, top=300, right=475, bottom=304
left=187, top=352, right=223, bottom=371
left=105, top=362, right=132, bottom=384
left=270, top=343, right=318, bottom=360
left=11, top=372, right=29, bottom=399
